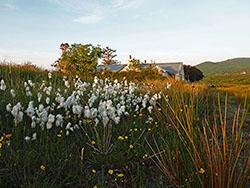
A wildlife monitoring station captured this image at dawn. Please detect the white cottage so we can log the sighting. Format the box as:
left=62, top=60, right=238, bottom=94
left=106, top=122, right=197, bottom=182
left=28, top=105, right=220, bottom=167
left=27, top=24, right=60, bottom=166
left=96, top=57, right=185, bottom=80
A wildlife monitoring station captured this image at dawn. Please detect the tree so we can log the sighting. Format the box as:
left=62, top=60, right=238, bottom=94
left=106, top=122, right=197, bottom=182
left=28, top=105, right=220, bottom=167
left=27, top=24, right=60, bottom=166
left=102, top=47, right=118, bottom=65
left=184, top=65, right=204, bottom=82
left=127, top=56, right=142, bottom=71
left=53, top=43, right=103, bottom=75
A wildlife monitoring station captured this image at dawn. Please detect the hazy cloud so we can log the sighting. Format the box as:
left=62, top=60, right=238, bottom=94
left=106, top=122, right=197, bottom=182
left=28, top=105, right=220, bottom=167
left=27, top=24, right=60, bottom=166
left=73, top=14, right=103, bottom=24
left=119, top=0, right=143, bottom=9
left=0, top=0, right=18, bottom=10
left=49, top=0, right=143, bottom=24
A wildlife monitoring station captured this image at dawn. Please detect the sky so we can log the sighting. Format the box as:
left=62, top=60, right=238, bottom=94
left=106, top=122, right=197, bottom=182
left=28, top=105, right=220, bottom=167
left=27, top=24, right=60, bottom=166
left=0, top=0, right=250, bottom=69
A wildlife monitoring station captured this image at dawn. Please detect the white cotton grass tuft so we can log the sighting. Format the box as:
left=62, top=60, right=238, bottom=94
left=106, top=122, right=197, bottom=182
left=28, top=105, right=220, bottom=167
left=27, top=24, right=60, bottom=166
left=0, top=79, right=6, bottom=90
left=10, top=89, right=16, bottom=97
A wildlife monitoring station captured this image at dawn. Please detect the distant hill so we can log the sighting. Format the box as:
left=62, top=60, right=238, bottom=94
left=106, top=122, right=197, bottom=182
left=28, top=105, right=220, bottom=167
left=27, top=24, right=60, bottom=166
left=195, top=58, right=250, bottom=75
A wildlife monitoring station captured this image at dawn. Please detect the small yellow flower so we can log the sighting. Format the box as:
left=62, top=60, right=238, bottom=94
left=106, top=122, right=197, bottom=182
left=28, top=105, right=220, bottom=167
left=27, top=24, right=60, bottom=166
left=93, top=185, right=98, bottom=188
left=180, top=109, right=183, bottom=112
left=158, top=108, right=161, bottom=111
left=199, top=168, right=205, bottom=174
left=91, top=140, right=96, bottom=145
left=144, top=154, right=148, bottom=158
left=118, top=136, right=124, bottom=140
left=59, top=130, right=63, bottom=133
left=125, top=136, right=128, bottom=139
left=148, top=128, right=151, bottom=131
left=0, top=143, right=2, bottom=149
left=68, top=115, right=71, bottom=118
left=134, top=128, right=138, bottom=132
left=57, top=134, right=62, bottom=138
left=215, top=172, right=218, bottom=176
left=185, top=105, right=188, bottom=108
left=108, top=169, right=113, bottom=175
left=116, top=173, right=124, bottom=177
left=92, top=169, right=96, bottom=173
left=0, top=136, right=3, bottom=142
left=40, top=165, right=46, bottom=171
left=133, top=114, right=136, bottom=117
left=129, top=144, right=133, bottom=149
left=139, top=113, right=142, bottom=117
left=5, top=134, right=12, bottom=139
left=155, top=122, right=158, bottom=125
left=129, top=129, right=133, bottom=132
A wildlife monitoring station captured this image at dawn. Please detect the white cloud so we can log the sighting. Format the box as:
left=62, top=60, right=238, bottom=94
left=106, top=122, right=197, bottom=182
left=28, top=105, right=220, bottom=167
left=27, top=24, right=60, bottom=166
left=112, top=0, right=127, bottom=8
left=73, top=14, right=103, bottom=24
left=119, top=0, right=142, bottom=9
left=49, top=0, right=143, bottom=24
left=3, top=3, right=16, bottom=10
left=0, top=0, right=18, bottom=10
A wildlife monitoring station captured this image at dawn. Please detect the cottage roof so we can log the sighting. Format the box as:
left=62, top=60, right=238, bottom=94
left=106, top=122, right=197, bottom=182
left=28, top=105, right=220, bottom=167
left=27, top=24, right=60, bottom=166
left=154, top=62, right=183, bottom=74
left=96, top=64, right=127, bottom=72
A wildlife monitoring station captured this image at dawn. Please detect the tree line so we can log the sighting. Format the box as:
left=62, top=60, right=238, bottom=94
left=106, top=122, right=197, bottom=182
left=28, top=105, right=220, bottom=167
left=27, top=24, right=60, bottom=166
left=52, top=43, right=204, bottom=82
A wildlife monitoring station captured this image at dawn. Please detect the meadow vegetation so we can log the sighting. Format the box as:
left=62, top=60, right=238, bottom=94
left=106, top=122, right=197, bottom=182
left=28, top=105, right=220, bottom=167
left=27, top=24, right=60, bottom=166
left=0, top=63, right=250, bottom=187
left=202, top=72, right=250, bottom=99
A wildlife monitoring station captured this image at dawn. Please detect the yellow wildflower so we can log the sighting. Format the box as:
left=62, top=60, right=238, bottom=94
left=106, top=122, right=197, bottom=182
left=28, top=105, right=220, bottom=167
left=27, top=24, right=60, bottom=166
left=57, top=134, right=62, bottom=138
left=144, top=154, right=148, bottom=158
left=5, top=134, right=12, bottom=139
left=133, top=114, right=136, bottom=117
left=0, top=143, right=2, bottom=149
left=118, top=136, right=124, bottom=140
left=139, top=113, right=142, bottom=117
left=40, top=165, right=46, bottom=171
left=92, top=169, right=96, bottom=173
left=116, top=173, right=124, bottom=177
left=108, top=169, right=113, bottom=175
left=0, top=136, right=3, bottom=142
left=91, top=140, right=96, bottom=145
left=129, top=129, right=133, bottom=132
left=93, top=185, right=98, bottom=188
left=129, top=144, right=133, bottom=149
left=125, top=136, right=128, bottom=139
left=199, top=168, right=205, bottom=174
left=148, top=128, right=151, bottom=131
left=134, top=128, right=138, bottom=132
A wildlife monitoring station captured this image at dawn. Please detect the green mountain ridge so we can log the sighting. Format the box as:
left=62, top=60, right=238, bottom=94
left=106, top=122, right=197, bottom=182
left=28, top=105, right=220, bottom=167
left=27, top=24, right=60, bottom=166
left=195, top=58, right=250, bottom=75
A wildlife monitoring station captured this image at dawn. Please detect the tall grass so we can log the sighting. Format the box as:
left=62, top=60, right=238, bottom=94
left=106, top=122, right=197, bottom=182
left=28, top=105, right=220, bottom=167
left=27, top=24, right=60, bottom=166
left=149, top=85, right=250, bottom=187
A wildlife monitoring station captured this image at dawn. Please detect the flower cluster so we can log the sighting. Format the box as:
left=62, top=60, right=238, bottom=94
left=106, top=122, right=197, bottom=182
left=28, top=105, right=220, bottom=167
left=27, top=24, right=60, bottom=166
left=4, top=73, right=165, bottom=142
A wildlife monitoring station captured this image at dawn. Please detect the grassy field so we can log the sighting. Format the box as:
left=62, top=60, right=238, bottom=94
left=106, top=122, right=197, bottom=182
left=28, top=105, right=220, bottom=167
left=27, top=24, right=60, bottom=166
left=202, top=72, right=250, bottom=100
left=1, top=64, right=250, bottom=187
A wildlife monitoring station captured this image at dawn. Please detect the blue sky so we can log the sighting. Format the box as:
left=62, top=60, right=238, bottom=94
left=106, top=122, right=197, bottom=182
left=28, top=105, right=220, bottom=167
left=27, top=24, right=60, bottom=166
left=0, top=0, right=250, bottom=69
